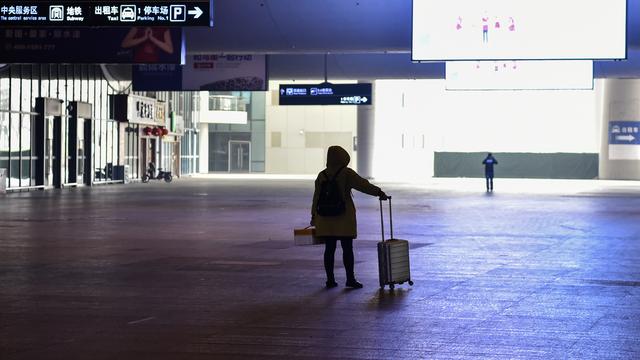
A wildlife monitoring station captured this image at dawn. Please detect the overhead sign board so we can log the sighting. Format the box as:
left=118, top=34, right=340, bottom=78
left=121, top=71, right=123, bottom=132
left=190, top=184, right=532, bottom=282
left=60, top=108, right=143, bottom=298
left=0, top=1, right=212, bottom=27
left=132, top=54, right=268, bottom=91
left=279, top=83, right=373, bottom=106
left=609, top=121, right=640, bottom=160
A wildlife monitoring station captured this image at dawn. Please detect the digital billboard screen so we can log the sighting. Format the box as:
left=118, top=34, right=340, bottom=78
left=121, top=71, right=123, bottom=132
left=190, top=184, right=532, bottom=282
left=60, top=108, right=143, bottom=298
left=279, top=83, right=372, bottom=106
left=446, top=60, right=594, bottom=91
left=412, top=0, right=626, bottom=61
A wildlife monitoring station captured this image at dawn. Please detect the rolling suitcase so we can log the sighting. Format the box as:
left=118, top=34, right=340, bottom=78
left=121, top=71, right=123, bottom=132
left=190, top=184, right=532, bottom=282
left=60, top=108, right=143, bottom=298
left=377, top=197, right=414, bottom=290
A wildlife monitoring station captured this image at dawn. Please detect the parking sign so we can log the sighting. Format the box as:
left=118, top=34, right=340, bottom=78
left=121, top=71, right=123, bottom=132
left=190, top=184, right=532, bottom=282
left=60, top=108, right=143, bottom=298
left=170, top=5, right=186, bottom=22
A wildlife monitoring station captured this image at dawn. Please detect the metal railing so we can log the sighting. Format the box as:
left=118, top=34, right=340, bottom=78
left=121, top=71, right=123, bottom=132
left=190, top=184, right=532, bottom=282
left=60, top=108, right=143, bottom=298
left=208, top=95, right=246, bottom=112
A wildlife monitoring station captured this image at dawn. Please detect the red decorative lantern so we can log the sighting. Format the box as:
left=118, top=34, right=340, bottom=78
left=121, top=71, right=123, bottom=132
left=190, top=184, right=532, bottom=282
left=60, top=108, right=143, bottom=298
left=162, top=128, right=169, bottom=136
left=152, top=127, right=160, bottom=136
left=143, top=126, right=152, bottom=135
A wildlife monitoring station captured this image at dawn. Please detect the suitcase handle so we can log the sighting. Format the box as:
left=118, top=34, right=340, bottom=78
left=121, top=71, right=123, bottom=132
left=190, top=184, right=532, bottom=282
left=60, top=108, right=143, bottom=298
left=379, top=196, right=393, bottom=242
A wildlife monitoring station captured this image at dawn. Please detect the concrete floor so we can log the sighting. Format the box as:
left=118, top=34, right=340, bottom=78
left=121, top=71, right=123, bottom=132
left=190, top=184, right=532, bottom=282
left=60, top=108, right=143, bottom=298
left=1, top=178, right=640, bottom=359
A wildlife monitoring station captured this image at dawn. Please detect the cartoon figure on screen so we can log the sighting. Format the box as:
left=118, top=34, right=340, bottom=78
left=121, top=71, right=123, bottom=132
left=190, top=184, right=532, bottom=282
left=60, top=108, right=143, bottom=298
left=121, top=27, right=174, bottom=63
left=482, top=16, right=489, bottom=43
left=509, top=17, right=516, bottom=32
left=456, top=16, right=463, bottom=30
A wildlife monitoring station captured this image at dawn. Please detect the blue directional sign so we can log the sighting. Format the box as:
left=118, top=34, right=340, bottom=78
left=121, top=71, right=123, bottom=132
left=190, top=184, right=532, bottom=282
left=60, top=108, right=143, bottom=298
left=279, top=83, right=372, bottom=106
left=609, top=121, right=640, bottom=145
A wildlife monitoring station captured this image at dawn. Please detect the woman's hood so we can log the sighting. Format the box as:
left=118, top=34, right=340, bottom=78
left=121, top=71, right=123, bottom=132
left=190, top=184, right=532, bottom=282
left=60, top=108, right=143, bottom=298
left=326, top=146, right=350, bottom=171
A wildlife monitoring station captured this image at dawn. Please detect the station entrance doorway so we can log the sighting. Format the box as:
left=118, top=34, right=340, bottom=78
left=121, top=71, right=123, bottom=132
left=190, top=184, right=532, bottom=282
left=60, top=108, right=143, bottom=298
left=68, top=101, right=92, bottom=186
left=141, top=137, right=158, bottom=177
left=34, top=97, right=63, bottom=188
left=228, top=140, right=251, bottom=173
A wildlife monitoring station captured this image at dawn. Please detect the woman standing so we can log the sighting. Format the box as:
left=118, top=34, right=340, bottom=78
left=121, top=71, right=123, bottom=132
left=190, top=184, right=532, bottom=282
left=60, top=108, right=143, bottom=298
left=311, top=146, right=388, bottom=289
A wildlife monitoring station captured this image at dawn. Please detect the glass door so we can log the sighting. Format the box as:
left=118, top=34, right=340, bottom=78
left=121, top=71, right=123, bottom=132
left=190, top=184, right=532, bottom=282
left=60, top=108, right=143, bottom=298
left=141, top=138, right=149, bottom=177
left=44, top=115, right=54, bottom=187
left=173, top=142, right=180, bottom=176
left=228, top=140, right=250, bottom=173
left=77, top=119, right=85, bottom=184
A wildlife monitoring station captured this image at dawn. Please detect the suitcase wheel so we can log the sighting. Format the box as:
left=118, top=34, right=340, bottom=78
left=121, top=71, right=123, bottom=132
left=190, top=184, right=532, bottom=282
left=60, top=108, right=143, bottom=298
left=409, top=280, right=414, bottom=286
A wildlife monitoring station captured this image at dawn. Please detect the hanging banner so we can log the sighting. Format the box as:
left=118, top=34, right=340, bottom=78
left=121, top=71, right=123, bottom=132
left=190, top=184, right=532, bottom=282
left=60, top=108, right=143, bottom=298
left=0, top=27, right=182, bottom=63
left=132, top=54, right=268, bottom=91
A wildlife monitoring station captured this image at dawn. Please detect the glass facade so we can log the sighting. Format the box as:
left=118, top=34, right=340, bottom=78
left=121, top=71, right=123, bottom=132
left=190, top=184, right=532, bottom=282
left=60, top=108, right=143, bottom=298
left=124, top=124, right=140, bottom=180
left=206, top=91, right=265, bottom=173
left=209, top=130, right=251, bottom=172
left=0, top=67, right=35, bottom=188
left=0, top=65, right=200, bottom=190
left=181, top=129, right=199, bottom=175
left=93, top=120, right=119, bottom=182
left=0, top=65, right=119, bottom=189
left=161, top=141, right=174, bottom=173
left=180, top=92, right=199, bottom=175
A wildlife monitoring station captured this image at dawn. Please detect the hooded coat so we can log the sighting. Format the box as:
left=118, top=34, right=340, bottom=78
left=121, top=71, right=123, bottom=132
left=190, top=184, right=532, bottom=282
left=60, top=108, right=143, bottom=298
left=312, top=146, right=382, bottom=238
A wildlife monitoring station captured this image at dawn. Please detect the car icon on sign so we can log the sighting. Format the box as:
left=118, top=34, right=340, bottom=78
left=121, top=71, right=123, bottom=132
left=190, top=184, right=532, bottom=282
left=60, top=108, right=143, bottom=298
left=120, top=5, right=136, bottom=22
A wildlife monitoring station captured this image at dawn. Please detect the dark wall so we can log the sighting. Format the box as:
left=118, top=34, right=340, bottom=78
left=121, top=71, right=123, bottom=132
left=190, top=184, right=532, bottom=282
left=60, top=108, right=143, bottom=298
left=434, top=152, right=599, bottom=179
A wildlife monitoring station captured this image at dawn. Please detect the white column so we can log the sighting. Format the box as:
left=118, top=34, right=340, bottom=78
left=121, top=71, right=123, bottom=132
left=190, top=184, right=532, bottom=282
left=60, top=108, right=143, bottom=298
left=198, top=123, right=209, bottom=174
left=118, top=123, right=126, bottom=166
left=357, top=81, right=375, bottom=179
left=599, top=79, right=640, bottom=180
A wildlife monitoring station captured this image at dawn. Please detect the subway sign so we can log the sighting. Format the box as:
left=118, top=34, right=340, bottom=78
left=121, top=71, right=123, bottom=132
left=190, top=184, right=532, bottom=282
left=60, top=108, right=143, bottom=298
left=279, top=83, right=373, bottom=106
left=0, top=1, right=212, bottom=27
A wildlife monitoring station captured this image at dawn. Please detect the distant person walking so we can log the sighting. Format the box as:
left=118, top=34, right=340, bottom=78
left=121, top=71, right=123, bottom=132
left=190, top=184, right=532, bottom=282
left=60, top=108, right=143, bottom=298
left=482, top=153, right=498, bottom=192
left=311, top=146, right=388, bottom=289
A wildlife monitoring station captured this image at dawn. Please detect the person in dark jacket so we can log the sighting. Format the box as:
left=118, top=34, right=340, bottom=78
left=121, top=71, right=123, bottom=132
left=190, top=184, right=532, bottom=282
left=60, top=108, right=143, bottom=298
left=482, top=153, right=498, bottom=191
left=311, top=146, right=388, bottom=289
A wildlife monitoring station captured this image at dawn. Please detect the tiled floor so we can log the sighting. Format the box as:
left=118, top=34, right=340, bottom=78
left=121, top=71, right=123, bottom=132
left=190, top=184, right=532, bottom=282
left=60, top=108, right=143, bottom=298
left=1, top=178, right=639, bottom=359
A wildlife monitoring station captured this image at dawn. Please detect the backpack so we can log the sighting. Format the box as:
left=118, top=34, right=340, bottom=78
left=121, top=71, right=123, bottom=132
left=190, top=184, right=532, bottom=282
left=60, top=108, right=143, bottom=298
left=316, top=166, right=346, bottom=216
